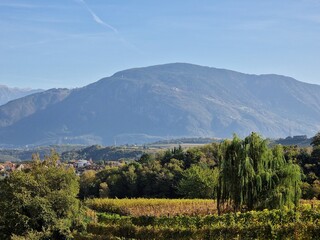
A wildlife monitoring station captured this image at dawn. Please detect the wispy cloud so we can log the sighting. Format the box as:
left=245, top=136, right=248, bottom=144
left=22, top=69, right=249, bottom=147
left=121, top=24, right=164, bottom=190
left=88, top=8, right=119, bottom=33
left=74, top=0, right=118, bottom=33
left=0, top=2, right=40, bottom=8
left=72, top=0, right=142, bottom=54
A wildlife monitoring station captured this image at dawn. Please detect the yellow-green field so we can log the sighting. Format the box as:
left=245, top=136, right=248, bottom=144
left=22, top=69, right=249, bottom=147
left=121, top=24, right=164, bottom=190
left=85, top=198, right=217, bottom=217
left=86, top=198, right=320, bottom=217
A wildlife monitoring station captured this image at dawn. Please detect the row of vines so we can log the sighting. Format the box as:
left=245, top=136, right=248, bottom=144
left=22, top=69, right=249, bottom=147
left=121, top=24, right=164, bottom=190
left=74, top=199, right=320, bottom=239
left=78, top=222, right=320, bottom=240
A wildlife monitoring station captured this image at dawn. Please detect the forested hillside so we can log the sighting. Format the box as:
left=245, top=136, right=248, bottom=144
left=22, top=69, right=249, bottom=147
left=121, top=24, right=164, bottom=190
left=0, top=63, right=319, bottom=146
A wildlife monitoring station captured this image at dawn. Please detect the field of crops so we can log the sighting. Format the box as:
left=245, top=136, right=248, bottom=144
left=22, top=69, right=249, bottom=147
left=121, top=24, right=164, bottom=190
left=85, top=198, right=218, bottom=217
left=76, top=198, right=320, bottom=240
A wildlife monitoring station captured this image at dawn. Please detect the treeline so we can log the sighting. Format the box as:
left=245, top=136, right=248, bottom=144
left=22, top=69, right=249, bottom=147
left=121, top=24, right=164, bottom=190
left=296, top=132, right=320, bottom=198
left=274, top=135, right=311, bottom=146
left=0, top=145, right=83, bottom=162
left=80, top=132, right=320, bottom=211
left=79, top=145, right=212, bottom=199
left=61, top=145, right=143, bottom=162
left=150, top=137, right=218, bottom=145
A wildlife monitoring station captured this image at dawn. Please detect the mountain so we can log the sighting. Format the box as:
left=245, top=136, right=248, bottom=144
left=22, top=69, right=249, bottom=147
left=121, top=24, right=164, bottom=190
left=0, top=85, right=42, bottom=106
left=0, top=63, right=319, bottom=146
left=0, top=88, right=71, bottom=129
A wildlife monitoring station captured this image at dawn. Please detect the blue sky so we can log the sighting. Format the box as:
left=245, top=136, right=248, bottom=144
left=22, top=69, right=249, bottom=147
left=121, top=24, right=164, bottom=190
left=1, top=0, right=320, bottom=89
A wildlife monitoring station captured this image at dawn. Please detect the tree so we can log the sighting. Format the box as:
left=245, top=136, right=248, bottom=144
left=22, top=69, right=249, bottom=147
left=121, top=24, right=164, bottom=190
left=310, top=132, right=320, bottom=180
left=99, top=182, right=109, bottom=198
left=217, top=133, right=302, bottom=213
left=138, top=153, right=154, bottom=164
left=79, top=170, right=98, bottom=199
left=311, top=132, right=320, bottom=162
left=183, top=148, right=204, bottom=168
left=178, top=165, right=218, bottom=198
left=0, top=152, right=83, bottom=239
left=160, top=146, right=184, bottom=165
left=311, top=132, right=320, bottom=147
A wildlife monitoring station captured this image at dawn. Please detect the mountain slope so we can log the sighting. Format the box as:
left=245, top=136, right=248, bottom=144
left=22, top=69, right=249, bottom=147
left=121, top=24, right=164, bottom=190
left=0, top=63, right=319, bottom=146
left=0, top=85, right=42, bottom=106
left=0, top=88, right=71, bottom=128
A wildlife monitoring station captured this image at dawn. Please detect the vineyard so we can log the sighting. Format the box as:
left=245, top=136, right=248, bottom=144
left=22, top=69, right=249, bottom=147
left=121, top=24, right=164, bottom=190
left=85, top=198, right=218, bottom=217
left=75, top=198, right=320, bottom=240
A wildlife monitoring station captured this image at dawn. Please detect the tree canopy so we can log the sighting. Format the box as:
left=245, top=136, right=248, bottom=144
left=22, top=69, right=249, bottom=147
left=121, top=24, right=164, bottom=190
left=311, top=132, right=320, bottom=147
left=0, top=151, right=83, bottom=239
left=217, top=133, right=301, bottom=213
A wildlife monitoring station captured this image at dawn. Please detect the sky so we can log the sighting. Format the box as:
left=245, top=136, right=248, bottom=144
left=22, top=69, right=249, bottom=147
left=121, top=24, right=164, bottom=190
left=1, top=0, right=320, bottom=89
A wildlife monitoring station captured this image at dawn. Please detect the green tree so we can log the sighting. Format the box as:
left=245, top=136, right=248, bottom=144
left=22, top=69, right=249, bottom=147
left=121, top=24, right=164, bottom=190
left=217, top=133, right=302, bottom=213
left=138, top=153, right=154, bottom=164
left=183, top=148, right=204, bottom=168
left=0, top=152, right=83, bottom=239
left=99, top=182, right=109, bottom=198
left=160, top=146, right=184, bottom=165
left=311, top=132, right=320, bottom=147
left=310, top=132, right=320, bottom=183
left=178, top=165, right=218, bottom=198
left=79, top=170, right=98, bottom=199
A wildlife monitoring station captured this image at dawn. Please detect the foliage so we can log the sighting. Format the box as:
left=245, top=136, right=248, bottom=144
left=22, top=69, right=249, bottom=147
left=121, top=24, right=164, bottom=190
left=79, top=170, right=99, bottom=199
left=311, top=132, right=320, bottom=147
left=0, top=151, right=84, bottom=239
left=83, top=203, right=320, bottom=240
left=78, top=143, right=218, bottom=199
left=78, top=133, right=308, bottom=207
left=0, top=145, right=83, bottom=162
left=85, top=221, right=320, bottom=240
left=217, top=133, right=301, bottom=212
left=61, top=145, right=143, bottom=162
left=178, top=165, right=218, bottom=198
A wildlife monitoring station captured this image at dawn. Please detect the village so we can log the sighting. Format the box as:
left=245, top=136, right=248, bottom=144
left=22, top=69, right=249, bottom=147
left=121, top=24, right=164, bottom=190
left=0, top=158, right=123, bottom=179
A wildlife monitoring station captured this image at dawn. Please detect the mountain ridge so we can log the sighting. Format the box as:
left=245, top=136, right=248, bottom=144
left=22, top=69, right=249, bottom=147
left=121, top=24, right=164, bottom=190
left=0, top=63, right=319, bottom=146
left=0, top=85, right=43, bottom=106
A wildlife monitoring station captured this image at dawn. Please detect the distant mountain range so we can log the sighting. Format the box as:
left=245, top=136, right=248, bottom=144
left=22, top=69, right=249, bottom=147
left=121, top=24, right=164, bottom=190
left=0, top=85, right=42, bottom=106
left=0, top=63, right=319, bottom=146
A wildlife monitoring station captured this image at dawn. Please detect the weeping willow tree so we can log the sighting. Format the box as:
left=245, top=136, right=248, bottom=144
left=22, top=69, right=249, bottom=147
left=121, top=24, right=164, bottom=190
left=217, top=133, right=301, bottom=214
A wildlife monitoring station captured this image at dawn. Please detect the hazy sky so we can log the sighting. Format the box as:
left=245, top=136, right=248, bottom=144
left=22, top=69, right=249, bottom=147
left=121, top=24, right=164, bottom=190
left=1, top=0, right=320, bottom=89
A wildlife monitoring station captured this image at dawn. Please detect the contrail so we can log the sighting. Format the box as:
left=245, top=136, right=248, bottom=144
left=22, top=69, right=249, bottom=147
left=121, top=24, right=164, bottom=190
left=74, top=0, right=118, bottom=34
left=73, top=0, right=143, bottom=55
left=87, top=8, right=118, bottom=34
